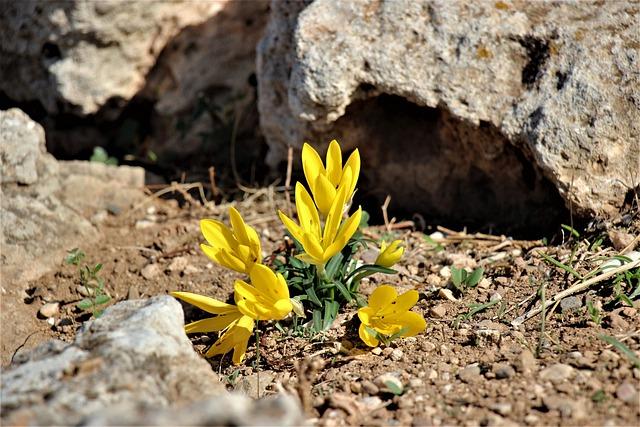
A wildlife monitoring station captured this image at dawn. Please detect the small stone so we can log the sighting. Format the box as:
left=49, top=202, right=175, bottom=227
left=515, top=349, right=537, bottom=375
left=489, top=292, right=502, bottom=302
left=605, top=311, right=630, bottom=329
left=427, top=369, right=438, bottom=381
left=429, top=304, right=447, bottom=318
left=141, top=263, right=161, bottom=280
left=46, top=317, right=55, bottom=326
left=560, top=296, right=583, bottom=313
left=390, top=348, right=404, bottom=362
left=489, top=402, right=512, bottom=416
left=473, top=328, right=501, bottom=347
left=127, top=286, right=140, bottom=300
left=495, top=277, right=508, bottom=285
left=371, top=347, right=383, bottom=355
left=135, top=219, right=155, bottom=229
left=438, top=288, right=458, bottom=302
left=421, top=342, right=436, bottom=352
left=616, top=382, right=639, bottom=404
left=90, top=210, right=108, bottom=224
left=477, top=278, right=491, bottom=290
left=439, top=266, right=451, bottom=279
left=458, top=364, right=481, bottom=383
left=183, top=265, right=200, bottom=275
left=382, top=347, right=394, bottom=357
left=39, top=302, right=59, bottom=318
left=374, top=373, right=403, bottom=394
left=362, top=380, right=379, bottom=395
left=540, top=363, right=575, bottom=383
left=168, top=256, right=189, bottom=272
left=608, top=230, right=635, bottom=251
left=76, top=285, right=95, bottom=297
left=409, top=378, right=423, bottom=389
left=492, top=363, right=515, bottom=379
left=446, top=253, right=477, bottom=269
left=425, top=274, right=442, bottom=287
left=524, top=415, right=539, bottom=425
left=350, top=382, right=362, bottom=394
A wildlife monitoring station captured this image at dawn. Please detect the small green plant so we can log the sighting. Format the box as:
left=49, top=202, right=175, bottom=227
left=585, top=299, right=602, bottom=325
left=598, top=334, right=640, bottom=368
left=450, top=266, right=484, bottom=294
left=90, top=146, right=118, bottom=165
left=453, top=299, right=500, bottom=328
left=65, top=248, right=111, bottom=317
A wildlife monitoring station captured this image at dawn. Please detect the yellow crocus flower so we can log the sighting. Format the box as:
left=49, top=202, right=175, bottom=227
left=234, top=264, right=293, bottom=320
left=200, top=207, right=262, bottom=275
left=375, top=240, right=404, bottom=268
left=170, top=291, right=254, bottom=364
left=278, top=178, right=362, bottom=267
left=302, top=140, right=360, bottom=216
left=357, top=285, right=426, bottom=347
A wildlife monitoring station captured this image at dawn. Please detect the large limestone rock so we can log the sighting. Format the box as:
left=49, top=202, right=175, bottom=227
left=258, top=0, right=640, bottom=227
left=0, top=0, right=226, bottom=114
left=1, top=296, right=304, bottom=426
left=1, top=108, right=145, bottom=363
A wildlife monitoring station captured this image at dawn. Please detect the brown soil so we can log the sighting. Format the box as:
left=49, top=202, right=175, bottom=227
left=4, top=190, right=639, bottom=426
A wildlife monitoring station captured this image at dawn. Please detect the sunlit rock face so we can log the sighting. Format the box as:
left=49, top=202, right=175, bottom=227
left=257, top=0, right=640, bottom=232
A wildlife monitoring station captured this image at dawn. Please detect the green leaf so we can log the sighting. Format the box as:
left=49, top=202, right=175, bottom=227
left=94, top=295, right=111, bottom=305
left=325, top=253, right=344, bottom=280
left=93, top=263, right=103, bottom=274
left=322, top=301, right=339, bottom=330
left=77, top=299, right=93, bottom=310
left=347, top=264, right=397, bottom=282
left=305, top=287, right=323, bottom=307
left=598, top=334, right=640, bottom=368
left=466, top=267, right=484, bottom=287
left=450, top=266, right=464, bottom=288
left=359, top=210, right=370, bottom=228
left=334, top=281, right=353, bottom=302
left=288, top=257, right=306, bottom=269
left=561, top=224, right=580, bottom=238
left=539, top=253, right=583, bottom=279
left=384, top=380, right=403, bottom=396
left=312, top=309, right=323, bottom=332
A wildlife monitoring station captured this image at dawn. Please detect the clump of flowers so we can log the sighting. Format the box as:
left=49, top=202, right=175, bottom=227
left=172, top=139, right=426, bottom=364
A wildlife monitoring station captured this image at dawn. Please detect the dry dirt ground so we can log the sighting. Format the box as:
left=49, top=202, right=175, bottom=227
left=3, top=187, right=639, bottom=426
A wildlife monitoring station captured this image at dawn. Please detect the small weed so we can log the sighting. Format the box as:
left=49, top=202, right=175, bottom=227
left=423, top=234, right=444, bottom=252
left=90, top=147, right=118, bottom=166
left=450, top=266, right=484, bottom=294
left=591, top=389, right=607, bottom=403
left=65, top=248, right=111, bottom=318
left=223, top=369, right=241, bottom=387
left=585, top=300, right=602, bottom=325
left=453, top=299, right=500, bottom=328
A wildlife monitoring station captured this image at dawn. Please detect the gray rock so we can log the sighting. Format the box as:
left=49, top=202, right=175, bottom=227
left=1, top=109, right=145, bottom=364
left=0, top=1, right=222, bottom=114
left=258, top=0, right=640, bottom=226
left=458, top=364, right=481, bottom=383
left=539, top=363, right=575, bottom=383
left=616, top=382, right=639, bottom=405
left=2, top=296, right=305, bottom=426
left=492, top=363, right=516, bottom=380
left=560, top=296, right=583, bottom=313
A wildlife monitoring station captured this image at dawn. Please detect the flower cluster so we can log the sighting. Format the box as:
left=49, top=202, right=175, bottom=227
left=172, top=212, right=292, bottom=364
left=172, top=139, right=426, bottom=364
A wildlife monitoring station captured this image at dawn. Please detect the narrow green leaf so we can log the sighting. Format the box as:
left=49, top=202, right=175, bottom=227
left=312, top=309, right=323, bottom=332
left=94, top=295, right=111, bottom=305
left=467, top=267, right=484, bottom=287
left=450, top=266, right=463, bottom=287
left=539, top=253, right=583, bottom=279
left=561, top=224, right=580, bottom=238
left=334, top=281, right=353, bottom=302
left=77, top=299, right=93, bottom=310
left=598, top=334, right=640, bottom=368
left=325, top=253, right=344, bottom=280
left=305, top=287, right=322, bottom=307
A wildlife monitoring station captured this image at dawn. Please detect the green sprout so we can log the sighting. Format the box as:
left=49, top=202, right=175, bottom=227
left=65, top=248, right=111, bottom=318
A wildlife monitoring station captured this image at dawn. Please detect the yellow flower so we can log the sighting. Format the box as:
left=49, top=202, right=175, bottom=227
left=234, top=264, right=293, bottom=320
left=200, top=207, right=262, bottom=275
left=170, top=291, right=254, bottom=364
left=302, top=140, right=360, bottom=216
left=278, top=179, right=362, bottom=267
left=375, top=240, right=404, bottom=268
left=357, top=285, right=426, bottom=347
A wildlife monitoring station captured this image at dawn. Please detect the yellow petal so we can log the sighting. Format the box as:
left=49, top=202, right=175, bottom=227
left=278, top=210, right=305, bottom=244
left=232, top=335, right=249, bottom=364
left=272, top=298, right=293, bottom=319
left=343, top=148, right=360, bottom=199
left=296, top=182, right=321, bottom=237
left=368, top=285, right=398, bottom=311
left=357, top=306, right=375, bottom=324
left=313, top=174, right=337, bottom=216
left=396, top=311, right=427, bottom=336
left=322, top=168, right=352, bottom=245
left=325, top=140, right=343, bottom=187
left=296, top=253, right=322, bottom=266
left=237, top=299, right=258, bottom=319
left=200, top=219, right=237, bottom=251
left=228, top=207, right=251, bottom=247
left=234, top=280, right=259, bottom=303
left=184, top=312, right=241, bottom=333
left=245, top=225, right=262, bottom=261
left=302, top=232, right=325, bottom=261
left=302, top=143, right=325, bottom=194
left=248, top=264, right=276, bottom=295
left=380, top=289, right=419, bottom=316
left=216, top=249, right=247, bottom=273
left=359, top=323, right=379, bottom=347
left=170, top=291, right=236, bottom=315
